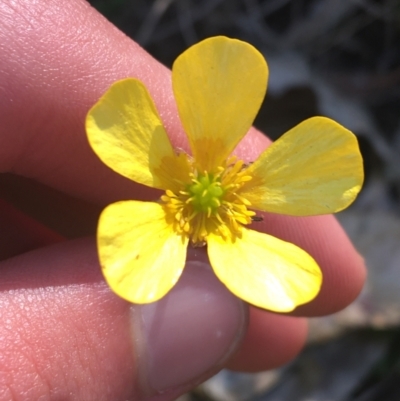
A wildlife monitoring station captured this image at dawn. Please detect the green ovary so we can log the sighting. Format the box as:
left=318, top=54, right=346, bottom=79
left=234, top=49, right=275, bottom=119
left=187, top=173, right=224, bottom=214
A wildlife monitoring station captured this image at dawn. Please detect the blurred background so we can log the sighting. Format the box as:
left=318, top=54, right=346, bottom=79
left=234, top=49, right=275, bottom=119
left=86, top=0, right=400, bottom=400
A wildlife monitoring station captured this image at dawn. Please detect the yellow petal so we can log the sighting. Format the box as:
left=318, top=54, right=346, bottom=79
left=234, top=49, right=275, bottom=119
left=98, top=200, right=188, bottom=303
left=86, top=78, right=187, bottom=190
left=172, top=36, right=268, bottom=171
left=207, top=228, right=322, bottom=312
left=240, top=117, right=364, bottom=215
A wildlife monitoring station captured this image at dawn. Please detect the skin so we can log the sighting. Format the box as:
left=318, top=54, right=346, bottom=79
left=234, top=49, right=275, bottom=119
left=0, top=0, right=366, bottom=399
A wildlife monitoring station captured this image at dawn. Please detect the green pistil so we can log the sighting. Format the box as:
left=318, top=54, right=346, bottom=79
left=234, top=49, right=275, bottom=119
left=187, top=173, right=224, bottom=213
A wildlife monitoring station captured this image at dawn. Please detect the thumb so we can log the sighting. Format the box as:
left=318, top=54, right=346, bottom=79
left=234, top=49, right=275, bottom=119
left=134, top=253, right=247, bottom=398
left=0, top=238, right=247, bottom=401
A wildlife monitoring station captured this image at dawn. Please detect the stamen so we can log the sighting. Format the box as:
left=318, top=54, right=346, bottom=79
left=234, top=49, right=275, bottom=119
left=161, top=156, right=255, bottom=244
left=166, top=190, right=176, bottom=197
left=235, top=194, right=251, bottom=205
left=238, top=175, right=252, bottom=182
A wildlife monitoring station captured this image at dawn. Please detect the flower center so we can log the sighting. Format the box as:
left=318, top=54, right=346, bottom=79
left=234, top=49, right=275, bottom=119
left=161, top=157, right=256, bottom=245
left=187, top=173, right=224, bottom=215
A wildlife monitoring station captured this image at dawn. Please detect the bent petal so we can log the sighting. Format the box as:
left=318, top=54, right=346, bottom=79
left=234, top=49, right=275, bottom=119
left=86, top=78, right=186, bottom=190
left=207, top=228, right=322, bottom=312
left=241, top=117, right=364, bottom=216
left=172, top=36, right=268, bottom=171
left=98, top=201, right=188, bottom=303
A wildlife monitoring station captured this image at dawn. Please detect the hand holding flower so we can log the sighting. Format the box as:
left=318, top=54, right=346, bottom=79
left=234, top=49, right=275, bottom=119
left=0, top=1, right=366, bottom=399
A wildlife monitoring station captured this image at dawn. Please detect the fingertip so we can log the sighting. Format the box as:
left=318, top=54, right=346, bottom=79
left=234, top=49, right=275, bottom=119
left=132, top=260, right=248, bottom=396
left=292, top=215, right=367, bottom=316
left=226, top=307, right=308, bottom=372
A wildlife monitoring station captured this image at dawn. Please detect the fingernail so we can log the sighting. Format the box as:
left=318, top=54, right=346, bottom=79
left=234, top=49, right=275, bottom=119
left=130, top=260, right=247, bottom=396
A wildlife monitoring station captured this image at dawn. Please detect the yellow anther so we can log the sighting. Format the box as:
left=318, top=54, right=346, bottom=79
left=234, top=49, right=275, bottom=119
left=161, top=155, right=255, bottom=245
left=166, top=189, right=176, bottom=197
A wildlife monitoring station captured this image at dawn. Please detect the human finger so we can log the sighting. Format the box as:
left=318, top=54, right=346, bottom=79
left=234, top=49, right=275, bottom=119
left=0, top=0, right=365, bottom=316
left=0, top=239, right=247, bottom=401
left=0, top=0, right=365, bottom=372
left=227, top=306, right=308, bottom=372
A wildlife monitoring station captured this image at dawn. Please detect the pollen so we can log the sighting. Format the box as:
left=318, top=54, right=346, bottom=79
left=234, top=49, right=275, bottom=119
left=161, top=156, right=256, bottom=245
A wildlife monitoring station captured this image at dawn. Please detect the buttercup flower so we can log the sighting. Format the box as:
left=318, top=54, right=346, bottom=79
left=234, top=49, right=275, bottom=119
left=86, top=36, right=363, bottom=312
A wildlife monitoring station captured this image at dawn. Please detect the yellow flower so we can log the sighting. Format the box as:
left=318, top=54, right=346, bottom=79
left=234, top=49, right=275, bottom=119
left=86, top=36, right=363, bottom=312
